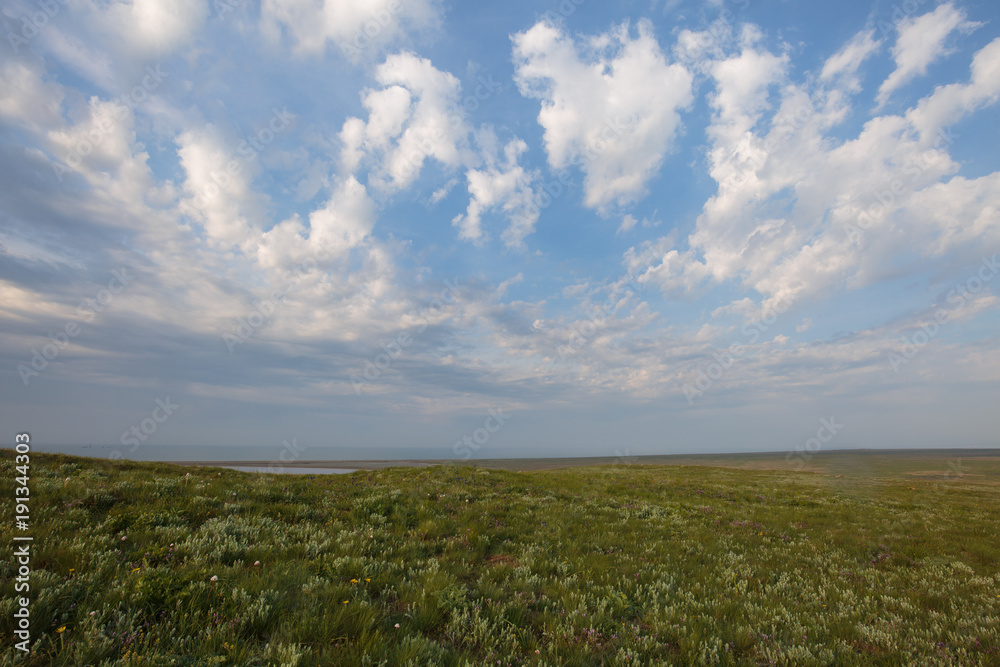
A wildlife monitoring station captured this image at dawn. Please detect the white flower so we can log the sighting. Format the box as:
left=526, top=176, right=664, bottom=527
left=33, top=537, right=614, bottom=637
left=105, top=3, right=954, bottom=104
left=210, top=575, right=218, bottom=582
left=254, top=561, right=261, bottom=566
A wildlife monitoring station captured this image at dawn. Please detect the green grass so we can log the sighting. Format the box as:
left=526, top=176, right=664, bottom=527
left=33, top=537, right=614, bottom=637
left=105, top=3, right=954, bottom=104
left=2, top=451, right=999, bottom=666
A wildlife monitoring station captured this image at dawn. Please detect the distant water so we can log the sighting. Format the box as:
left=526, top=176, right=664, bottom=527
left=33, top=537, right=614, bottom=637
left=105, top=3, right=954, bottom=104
left=33, top=443, right=445, bottom=461
left=220, top=466, right=357, bottom=475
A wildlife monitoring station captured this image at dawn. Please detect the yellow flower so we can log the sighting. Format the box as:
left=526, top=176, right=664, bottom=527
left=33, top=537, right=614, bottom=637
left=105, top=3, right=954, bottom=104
left=343, top=600, right=349, bottom=604
left=56, top=626, right=67, bottom=634
left=365, top=578, right=370, bottom=582
left=132, top=567, right=141, bottom=572
left=350, top=579, right=358, bottom=583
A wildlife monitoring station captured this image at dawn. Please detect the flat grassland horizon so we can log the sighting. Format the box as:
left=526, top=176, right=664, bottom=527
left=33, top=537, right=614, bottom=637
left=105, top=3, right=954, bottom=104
left=2, top=449, right=999, bottom=665
left=175, top=447, right=1000, bottom=474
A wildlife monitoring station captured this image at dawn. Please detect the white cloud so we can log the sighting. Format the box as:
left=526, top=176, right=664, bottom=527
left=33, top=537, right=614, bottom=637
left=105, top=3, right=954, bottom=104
left=256, top=176, right=376, bottom=271
left=618, top=214, right=638, bottom=234
left=906, top=37, right=1000, bottom=141
left=876, top=3, right=981, bottom=108
left=497, top=273, right=524, bottom=296
left=101, top=0, right=208, bottom=56
left=0, top=61, right=65, bottom=131
left=430, top=177, right=459, bottom=203
left=452, top=131, right=540, bottom=248
left=616, top=213, right=661, bottom=235
left=638, top=27, right=1000, bottom=316
left=512, top=19, right=693, bottom=212
left=177, top=126, right=264, bottom=251
left=340, top=52, right=469, bottom=192
left=820, top=30, right=880, bottom=91
left=260, top=0, right=441, bottom=59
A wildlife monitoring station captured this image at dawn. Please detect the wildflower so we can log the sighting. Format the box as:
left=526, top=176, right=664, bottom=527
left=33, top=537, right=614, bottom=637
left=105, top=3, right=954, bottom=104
left=350, top=579, right=358, bottom=583
left=254, top=561, right=261, bottom=567
left=343, top=600, right=348, bottom=604
left=89, top=612, right=96, bottom=616
left=56, top=626, right=66, bottom=633
left=365, top=578, right=370, bottom=582
left=121, top=536, right=127, bottom=541
left=132, top=567, right=141, bottom=572
left=394, top=623, right=400, bottom=628
left=210, top=575, right=218, bottom=582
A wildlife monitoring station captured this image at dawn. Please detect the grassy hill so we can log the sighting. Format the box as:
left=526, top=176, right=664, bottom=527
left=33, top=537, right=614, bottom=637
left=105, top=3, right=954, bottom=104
left=2, top=451, right=999, bottom=665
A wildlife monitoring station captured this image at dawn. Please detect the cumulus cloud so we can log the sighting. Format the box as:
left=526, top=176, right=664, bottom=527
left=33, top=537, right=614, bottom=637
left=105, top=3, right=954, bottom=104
left=340, top=52, right=470, bottom=192
left=257, top=175, right=376, bottom=271
left=2, top=1, right=998, bottom=453
left=638, top=20, right=1000, bottom=318
left=260, top=0, right=441, bottom=59
left=0, top=60, right=65, bottom=131
left=340, top=52, right=544, bottom=247
left=876, top=2, right=981, bottom=108
left=176, top=125, right=275, bottom=252
left=906, top=37, right=1000, bottom=141
left=819, top=29, right=880, bottom=91
left=98, top=0, right=208, bottom=57
left=618, top=214, right=638, bottom=234
left=452, top=130, right=540, bottom=248
left=512, top=19, right=693, bottom=212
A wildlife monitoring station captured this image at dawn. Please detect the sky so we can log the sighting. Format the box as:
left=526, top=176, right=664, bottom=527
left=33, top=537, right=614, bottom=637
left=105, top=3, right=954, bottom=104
left=1, top=0, right=999, bottom=463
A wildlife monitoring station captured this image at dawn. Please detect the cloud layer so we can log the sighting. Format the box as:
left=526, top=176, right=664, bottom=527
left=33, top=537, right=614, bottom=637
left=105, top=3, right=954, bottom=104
left=1, top=1, right=998, bottom=456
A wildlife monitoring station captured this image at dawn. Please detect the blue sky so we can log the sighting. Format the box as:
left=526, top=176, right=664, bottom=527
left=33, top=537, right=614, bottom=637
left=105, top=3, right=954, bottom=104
left=1, top=0, right=999, bottom=462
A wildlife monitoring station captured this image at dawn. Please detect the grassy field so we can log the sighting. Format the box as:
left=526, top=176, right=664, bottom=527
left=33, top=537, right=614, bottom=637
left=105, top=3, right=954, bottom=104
left=2, top=451, right=999, bottom=666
